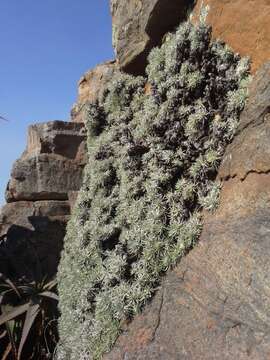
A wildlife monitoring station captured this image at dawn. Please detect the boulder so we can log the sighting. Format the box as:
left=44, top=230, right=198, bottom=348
left=110, top=0, right=192, bottom=75
left=0, top=200, right=70, bottom=280
left=5, top=121, right=87, bottom=202
left=105, top=63, right=270, bottom=359
left=192, top=0, right=270, bottom=73
left=71, top=61, right=119, bottom=122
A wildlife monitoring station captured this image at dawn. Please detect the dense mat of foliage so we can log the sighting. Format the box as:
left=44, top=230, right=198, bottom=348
left=57, top=19, right=250, bottom=359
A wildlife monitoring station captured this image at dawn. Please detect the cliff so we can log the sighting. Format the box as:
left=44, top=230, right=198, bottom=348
left=106, top=61, right=270, bottom=360
left=0, top=1, right=269, bottom=359
left=0, top=121, right=87, bottom=279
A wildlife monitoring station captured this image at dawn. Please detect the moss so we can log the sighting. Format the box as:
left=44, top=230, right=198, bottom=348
left=57, top=18, right=250, bottom=360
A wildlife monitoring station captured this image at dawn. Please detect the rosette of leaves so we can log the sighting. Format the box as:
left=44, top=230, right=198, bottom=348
left=0, top=274, right=58, bottom=359
left=57, top=18, right=250, bottom=359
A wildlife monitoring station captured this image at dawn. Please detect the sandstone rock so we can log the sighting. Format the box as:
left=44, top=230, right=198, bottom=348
left=5, top=121, right=87, bottom=202
left=105, top=63, right=270, bottom=359
left=111, top=0, right=270, bottom=75
left=1, top=120, right=87, bottom=279
left=6, top=154, right=85, bottom=202
left=110, top=0, right=192, bottom=75
left=0, top=200, right=70, bottom=280
left=71, top=61, right=118, bottom=122
left=68, top=191, right=80, bottom=210
left=25, top=120, right=87, bottom=162
left=0, top=200, right=70, bottom=235
left=193, top=0, right=270, bottom=73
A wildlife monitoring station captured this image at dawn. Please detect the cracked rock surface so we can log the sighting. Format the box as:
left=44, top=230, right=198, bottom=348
left=105, top=63, right=270, bottom=360
left=110, top=0, right=192, bottom=75
left=6, top=121, right=87, bottom=202
left=0, top=120, right=87, bottom=280
left=71, top=61, right=119, bottom=123
left=193, top=0, right=270, bottom=74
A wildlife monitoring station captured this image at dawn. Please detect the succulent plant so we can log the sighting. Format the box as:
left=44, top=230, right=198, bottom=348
left=0, top=274, right=58, bottom=360
left=57, top=17, right=250, bottom=360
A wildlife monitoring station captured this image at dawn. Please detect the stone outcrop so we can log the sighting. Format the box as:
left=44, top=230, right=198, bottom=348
left=6, top=121, right=86, bottom=202
left=105, top=63, right=270, bottom=359
left=71, top=61, right=118, bottom=123
left=0, top=200, right=70, bottom=280
left=111, top=0, right=270, bottom=76
left=73, top=0, right=270, bottom=124
left=1, top=0, right=270, bottom=357
left=6, top=155, right=84, bottom=202
left=110, top=0, right=192, bottom=75
left=193, top=0, right=270, bottom=73
left=0, top=120, right=87, bottom=279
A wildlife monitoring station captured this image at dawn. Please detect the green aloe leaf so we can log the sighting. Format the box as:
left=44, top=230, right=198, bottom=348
left=1, top=342, right=12, bottom=360
left=43, top=279, right=57, bottom=291
left=17, top=302, right=40, bottom=360
left=39, top=291, right=59, bottom=302
left=0, top=303, right=29, bottom=326
left=0, top=273, right=21, bottom=299
left=0, top=329, right=7, bottom=339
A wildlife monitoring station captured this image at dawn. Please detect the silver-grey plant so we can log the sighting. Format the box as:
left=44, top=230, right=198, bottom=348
left=57, top=18, right=250, bottom=360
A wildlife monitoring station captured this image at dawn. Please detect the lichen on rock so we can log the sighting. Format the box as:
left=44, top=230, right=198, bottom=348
left=57, top=18, right=250, bottom=360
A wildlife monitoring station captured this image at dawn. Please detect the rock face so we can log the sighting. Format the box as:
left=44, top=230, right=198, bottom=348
left=1, top=0, right=270, bottom=357
left=111, top=0, right=270, bottom=76
left=25, top=121, right=86, bottom=161
left=0, top=120, right=87, bottom=279
left=6, top=121, right=86, bottom=202
left=6, top=155, right=83, bottom=202
left=193, top=0, right=270, bottom=73
left=110, top=0, right=192, bottom=75
left=71, top=61, right=118, bottom=123
left=105, top=63, right=270, bottom=359
left=0, top=201, right=70, bottom=280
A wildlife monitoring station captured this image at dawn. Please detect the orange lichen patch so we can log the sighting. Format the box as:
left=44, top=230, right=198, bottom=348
left=193, top=0, right=270, bottom=73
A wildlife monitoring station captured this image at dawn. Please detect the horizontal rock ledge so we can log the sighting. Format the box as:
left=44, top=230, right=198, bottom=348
left=5, top=120, right=87, bottom=203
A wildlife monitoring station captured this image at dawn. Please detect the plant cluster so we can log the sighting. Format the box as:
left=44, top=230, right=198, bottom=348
left=0, top=274, right=59, bottom=360
left=57, top=19, right=250, bottom=359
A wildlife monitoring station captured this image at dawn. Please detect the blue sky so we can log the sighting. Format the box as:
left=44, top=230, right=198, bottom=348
left=0, top=0, right=114, bottom=204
